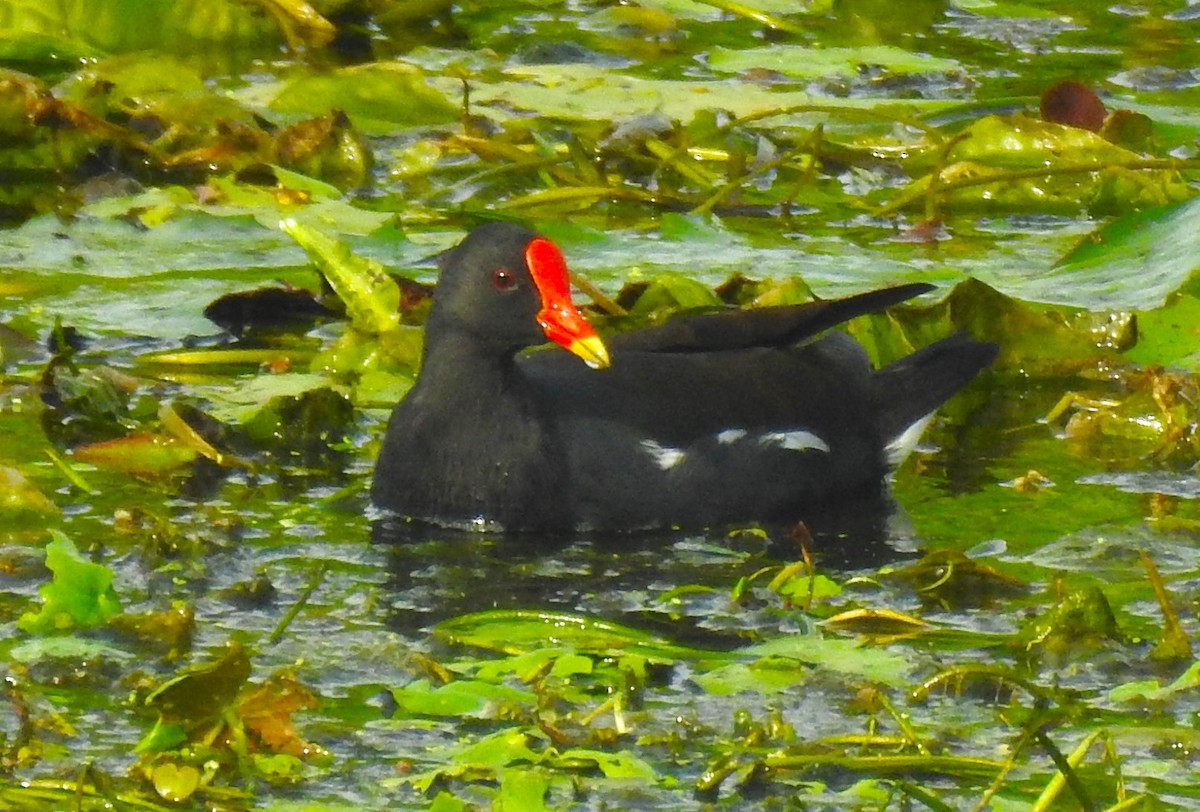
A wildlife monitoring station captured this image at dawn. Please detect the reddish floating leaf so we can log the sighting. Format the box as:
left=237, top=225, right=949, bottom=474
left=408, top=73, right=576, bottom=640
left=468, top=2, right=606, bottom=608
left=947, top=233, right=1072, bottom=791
left=1040, top=80, right=1106, bottom=132
left=72, top=432, right=197, bottom=475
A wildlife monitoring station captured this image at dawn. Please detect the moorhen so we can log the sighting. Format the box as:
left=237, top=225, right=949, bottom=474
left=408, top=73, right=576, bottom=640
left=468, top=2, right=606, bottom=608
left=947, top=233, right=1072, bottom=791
left=371, top=223, right=997, bottom=533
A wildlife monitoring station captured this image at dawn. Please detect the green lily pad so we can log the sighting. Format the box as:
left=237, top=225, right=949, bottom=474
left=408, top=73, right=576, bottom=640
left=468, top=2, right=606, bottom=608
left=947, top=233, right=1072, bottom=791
left=0, top=0, right=279, bottom=54
left=269, top=63, right=459, bottom=134
left=740, top=635, right=914, bottom=686
left=891, top=114, right=1191, bottom=216
left=1127, top=294, right=1200, bottom=369
left=458, top=63, right=950, bottom=127
left=878, top=277, right=1135, bottom=375
left=203, top=372, right=337, bottom=425
left=692, top=659, right=809, bottom=695
left=8, top=635, right=135, bottom=663
left=495, top=769, right=551, bottom=812
left=391, top=678, right=536, bottom=718
left=708, top=45, right=959, bottom=79
left=1035, top=194, right=1200, bottom=311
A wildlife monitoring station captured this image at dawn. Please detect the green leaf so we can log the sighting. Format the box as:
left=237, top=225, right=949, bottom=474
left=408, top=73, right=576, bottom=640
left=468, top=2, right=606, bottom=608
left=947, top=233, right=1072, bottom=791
left=269, top=63, right=459, bottom=134
left=549, top=652, right=595, bottom=678
left=1109, top=659, right=1200, bottom=703
left=495, top=768, right=551, bottom=812
left=390, top=678, right=536, bottom=718
left=8, top=635, right=134, bottom=664
left=950, top=0, right=1061, bottom=17
left=203, top=372, right=341, bottom=425
left=638, top=0, right=825, bottom=18
left=0, top=464, right=59, bottom=522
left=740, top=635, right=914, bottom=686
left=150, top=762, right=202, bottom=803
left=626, top=271, right=725, bottom=318
left=473, top=648, right=569, bottom=682
left=880, top=277, right=1135, bottom=375
left=1038, top=194, right=1200, bottom=311
left=692, top=659, right=808, bottom=695
left=548, top=748, right=658, bottom=780
left=57, top=53, right=208, bottom=106
left=134, top=717, right=188, bottom=754
left=435, top=609, right=732, bottom=665
left=455, top=728, right=542, bottom=770
left=0, top=0, right=279, bottom=53
left=891, top=115, right=1191, bottom=216
left=352, top=368, right=414, bottom=408
left=708, top=45, right=959, bottom=78
left=658, top=212, right=729, bottom=242
left=772, top=573, right=843, bottom=602
left=144, top=641, right=252, bottom=726
left=2, top=209, right=296, bottom=278
left=947, top=114, right=1128, bottom=169
left=17, top=531, right=123, bottom=633
left=0, top=31, right=100, bottom=68
left=457, top=63, right=948, bottom=127
left=428, top=793, right=470, bottom=812
left=250, top=753, right=305, bottom=780
left=281, top=219, right=401, bottom=335
left=1126, top=293, right=1200, bottom=368
left=269, top=165, right=345, bottom=200
left=1015, top=586, right=1122, bottom=661
left=637, top=0, right=829, bottom=23
left=77, top=175, right=393, bottom=235
left=262, top=805, right=367, bottom=812
left=239, top=384, right=354, bottom=452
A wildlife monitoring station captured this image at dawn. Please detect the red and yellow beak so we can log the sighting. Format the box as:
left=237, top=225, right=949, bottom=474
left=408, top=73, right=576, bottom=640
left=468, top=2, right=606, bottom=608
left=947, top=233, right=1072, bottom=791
left=525, top=237, right=611, bottom=370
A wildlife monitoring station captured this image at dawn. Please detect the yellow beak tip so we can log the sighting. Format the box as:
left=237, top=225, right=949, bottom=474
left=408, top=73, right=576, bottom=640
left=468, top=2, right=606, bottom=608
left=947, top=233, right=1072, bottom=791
left=571, top=336, right=611, bottom=370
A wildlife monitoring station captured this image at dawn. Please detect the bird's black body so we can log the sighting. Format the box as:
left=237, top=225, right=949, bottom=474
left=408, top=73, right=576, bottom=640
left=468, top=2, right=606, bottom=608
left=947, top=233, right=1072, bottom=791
left=371, top=223, right=997, bottom=533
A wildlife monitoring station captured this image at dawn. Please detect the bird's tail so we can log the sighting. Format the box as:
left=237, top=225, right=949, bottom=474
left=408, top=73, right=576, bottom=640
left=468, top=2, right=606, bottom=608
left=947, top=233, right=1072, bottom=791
left=873, top=332, right=998, bottom=460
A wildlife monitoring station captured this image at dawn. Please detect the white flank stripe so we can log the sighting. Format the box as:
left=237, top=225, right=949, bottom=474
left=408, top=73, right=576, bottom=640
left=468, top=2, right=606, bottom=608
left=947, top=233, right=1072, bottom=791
left=716, top=428, right=748, bottom=444
left=760, top=430, right=831, bottom=453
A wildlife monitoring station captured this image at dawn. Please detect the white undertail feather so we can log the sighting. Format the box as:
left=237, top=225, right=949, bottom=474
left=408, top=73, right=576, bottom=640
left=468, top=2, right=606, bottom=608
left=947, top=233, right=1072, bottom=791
left=885, top=412, right=936, bottom=468
left=641, top=440, right=687, bottom=470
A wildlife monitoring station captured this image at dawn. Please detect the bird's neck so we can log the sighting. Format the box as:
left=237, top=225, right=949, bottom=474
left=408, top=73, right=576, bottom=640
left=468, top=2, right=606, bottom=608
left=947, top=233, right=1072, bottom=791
left=419, top=309, right=524, bottom=375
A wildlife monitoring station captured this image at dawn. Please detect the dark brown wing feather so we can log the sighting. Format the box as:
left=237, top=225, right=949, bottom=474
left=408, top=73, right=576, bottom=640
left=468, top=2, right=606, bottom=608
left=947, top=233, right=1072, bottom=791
left=606, top=283, right=935, bottom=353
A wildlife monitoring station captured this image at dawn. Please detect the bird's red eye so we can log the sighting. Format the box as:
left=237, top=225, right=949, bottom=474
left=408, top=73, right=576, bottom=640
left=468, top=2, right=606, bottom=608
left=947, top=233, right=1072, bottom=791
left=491, top=268, right=517, bottom=291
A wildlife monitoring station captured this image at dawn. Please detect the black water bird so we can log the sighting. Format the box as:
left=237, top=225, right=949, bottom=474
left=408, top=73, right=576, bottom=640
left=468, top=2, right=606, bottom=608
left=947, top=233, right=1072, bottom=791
left=372, top=223, right=997, bottom=533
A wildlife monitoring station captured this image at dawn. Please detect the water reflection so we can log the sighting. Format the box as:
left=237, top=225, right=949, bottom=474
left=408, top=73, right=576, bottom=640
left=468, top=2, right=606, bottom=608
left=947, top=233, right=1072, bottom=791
left=372, top=495, right=911, bottom=636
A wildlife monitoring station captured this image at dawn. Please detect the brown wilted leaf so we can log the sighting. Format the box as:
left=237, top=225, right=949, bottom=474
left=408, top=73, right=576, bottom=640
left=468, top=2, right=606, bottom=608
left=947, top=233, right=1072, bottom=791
left=237, top=673, right=327, bottom=759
